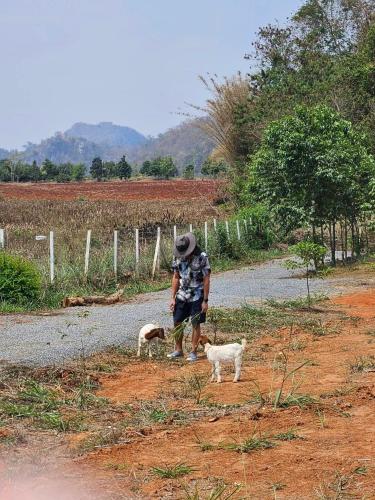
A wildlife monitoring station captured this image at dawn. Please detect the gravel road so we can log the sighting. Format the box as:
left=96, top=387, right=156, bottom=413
left=0, top=259, right=346, bottom=366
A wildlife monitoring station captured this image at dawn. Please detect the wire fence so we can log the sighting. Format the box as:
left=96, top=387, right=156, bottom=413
left=0, top=218, right=257, bottom=286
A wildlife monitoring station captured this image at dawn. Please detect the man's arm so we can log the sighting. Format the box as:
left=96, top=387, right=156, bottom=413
left=201, top=274, right=210, bottom=313
left=170, top=271, right=180, bottom=311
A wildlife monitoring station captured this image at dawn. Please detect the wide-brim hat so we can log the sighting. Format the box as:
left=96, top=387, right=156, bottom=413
left=173, top=232, right=196, bottom=258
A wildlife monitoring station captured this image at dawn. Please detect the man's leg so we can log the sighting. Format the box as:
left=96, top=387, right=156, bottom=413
left=174, top=322, right=184, bottom=353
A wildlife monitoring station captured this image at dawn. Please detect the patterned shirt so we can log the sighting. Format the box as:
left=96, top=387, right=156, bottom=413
left=172, top=252, right=211, bottom=303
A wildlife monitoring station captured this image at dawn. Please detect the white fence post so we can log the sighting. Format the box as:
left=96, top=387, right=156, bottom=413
left=204, top=221, right=208, bottom=252
left=49, top=231, right=55, bottom=284
left=173, top=225, right=177, bottom=241
left=243, top=219, right=248, bottom=233
left=213, top=218, right=217, bottom=232
left=0, top=228, right=4, bottom=249
left=189, top=223, right=193, bottom=233
left=236, top=220, right=241, bottom=241
left=135, top=228, right=140, bottom=274
left=84, top=229, right=91, bottom=276
left=113, top=230, right=118, bottom=277
left=225, top=220, right=230, bottom=239
left=152, top=227, right=161, bottom=279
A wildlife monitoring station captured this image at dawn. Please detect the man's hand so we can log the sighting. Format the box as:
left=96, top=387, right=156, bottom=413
left=201, top=301, right=208, bottom=314
left=170, top=297, right=176, bottom=312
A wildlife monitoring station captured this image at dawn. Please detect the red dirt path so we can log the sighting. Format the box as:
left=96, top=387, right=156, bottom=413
left=0, top=179, right=222, bottom=202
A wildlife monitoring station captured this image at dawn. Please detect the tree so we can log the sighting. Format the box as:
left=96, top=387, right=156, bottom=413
left=56, top=163, right=73, bottom=183
left=117, top=155, right=132, bottom=179
left=285, top=241, right=327, bottom=306
left=71, top=163, right=86, bottom=181
left=140, top=157, right=177, bottom=179
left=0, top=159, right=11, bottom=181
left=90, top=157, right=104, bottom=181
left=201, top=158, right=228, bottom=177
left=182, top=164, right=194, bottom=179
left=156, top=156, right=177, bottom=179
left=41, top=159, right=58, bottom=181
left=140, top=160, right=152, bottom=176
left=250, top=104, right=375, bottom=263
left=103, top=161, right=116, bottom=179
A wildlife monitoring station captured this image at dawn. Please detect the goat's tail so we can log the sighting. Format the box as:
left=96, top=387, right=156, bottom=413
left=241, top=338, right=247, bottom=350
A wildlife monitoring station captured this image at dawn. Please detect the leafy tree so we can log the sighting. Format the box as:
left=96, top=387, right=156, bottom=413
left=90, top=156, right=104, bottom=181
left=157, top=156, right=177, bottom=179
left=250, top=104, right=375, bottom=263
left=140, top=157, right=177, bottom=179
left=0, top=159, right=11, bottom=182
left=117, top=155, right=132, bottom=179
left=56, top=163, right=73, bottom=183
left=41, top=159, right=58, bottom=181
left=140, top=160, right=152, bottom=176
left=182, top=164, right=194, bottom=179
left=103, top=161, right=116, bottom=179
left=201, top=158, right=228, bottom=177
left=71, top=163, right=86, bottom=181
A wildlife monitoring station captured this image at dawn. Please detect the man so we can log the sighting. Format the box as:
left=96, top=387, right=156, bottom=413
left=168, top=232, right=211, bottom=361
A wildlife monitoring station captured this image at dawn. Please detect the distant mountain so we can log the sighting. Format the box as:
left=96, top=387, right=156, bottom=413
left=65, top=121, right=147, bottom=148
left=0, top=148, right=9, bottom=160
left=127, top=118, right=215, bottom=170
left=1, top=118, right=214, bottom=172
left=21, top=134, right=105, bottom=165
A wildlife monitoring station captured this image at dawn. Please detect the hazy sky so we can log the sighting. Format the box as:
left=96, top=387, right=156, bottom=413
left=0, top=0, right=303, bottom=150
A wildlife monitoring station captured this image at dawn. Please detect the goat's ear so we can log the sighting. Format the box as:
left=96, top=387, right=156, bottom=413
left=199, top=335, right=211, bottom=345
left=144, top=328, right=162, bottom=340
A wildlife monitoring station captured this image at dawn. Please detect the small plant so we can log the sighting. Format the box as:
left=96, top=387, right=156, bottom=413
left=176, top=373, right=210, bottom=404
left=272, top=346, right=312, bottom=409
left=150, top=463, right=195, bottom=479
left=269, top=482, right=285, bottom=493
left=277, top=393, right=316, bottom=409
left=284, top=241, right=326, bottom=306
left=350, top=355, right=375, bottom=373
left=352, top=466, right=367, bottom=476
left=222, top=435, right=275, bottom=453
left=315, top=408, right=327, bottom=429
left=273, top=429, right=302, bottom=441
left=0, top=252, right=41, bottom=304
left=315, top=471, right=352, bottom=499
left=182, top=481, right=241, bottom=499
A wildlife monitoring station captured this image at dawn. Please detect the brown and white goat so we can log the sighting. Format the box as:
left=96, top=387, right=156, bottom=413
left=137, top=324, right=165, bottom=358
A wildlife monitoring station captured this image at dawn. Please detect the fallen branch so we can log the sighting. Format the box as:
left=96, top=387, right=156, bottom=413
left=62, top=289, right=124, bottom=308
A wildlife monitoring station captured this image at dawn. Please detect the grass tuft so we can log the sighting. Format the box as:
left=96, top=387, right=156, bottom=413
left=150, top=463, right=195, bottom=479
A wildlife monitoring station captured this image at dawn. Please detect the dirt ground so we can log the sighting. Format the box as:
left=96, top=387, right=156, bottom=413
left=0, top=179, right=221, bottom=202
left=0, top=281, right=375, bottom=499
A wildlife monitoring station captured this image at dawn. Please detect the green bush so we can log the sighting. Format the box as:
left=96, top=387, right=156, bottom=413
left=0, top=253, right=42, bottom=304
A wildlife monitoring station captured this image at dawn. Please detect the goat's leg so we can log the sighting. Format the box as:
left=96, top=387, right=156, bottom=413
left=148, top=342, right=153, bottom=358
left=215, top=361, right=222, bottom=383
left=137, top=341, right=141, bottom=357
left=233, top=356, right=242, bottom=382
left=210, top=362, right=215, bottom=382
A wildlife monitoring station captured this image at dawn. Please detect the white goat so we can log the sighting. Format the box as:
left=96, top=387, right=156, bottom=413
left=204, top=338, right=246, bottom=383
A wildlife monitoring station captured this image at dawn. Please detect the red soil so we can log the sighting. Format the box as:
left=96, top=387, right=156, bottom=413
left=85, top=289, right=375, bottom=498
left=0, top=179, right=222, bottom=202
left=2, top=288, right=375, bottom=499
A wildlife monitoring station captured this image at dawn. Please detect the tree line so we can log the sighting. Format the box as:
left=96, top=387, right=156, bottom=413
left=199, top=0, right=375, bottom=263
left=0, top=154, right=227, bottom=182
